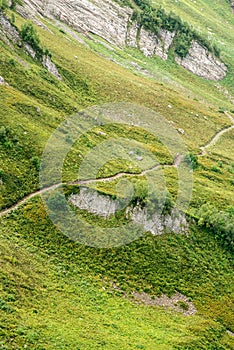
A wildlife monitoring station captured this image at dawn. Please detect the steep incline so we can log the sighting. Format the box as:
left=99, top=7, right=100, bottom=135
left=17, top=0, right=227, bottom=80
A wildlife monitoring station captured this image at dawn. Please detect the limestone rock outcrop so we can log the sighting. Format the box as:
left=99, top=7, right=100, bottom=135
left=16, top=0, right=227, bottom=80
left=175, top=41, right=227, bottom=80
left=69, top=187, right=122, bottom=219
left=69, top=187, right=189, bottom=236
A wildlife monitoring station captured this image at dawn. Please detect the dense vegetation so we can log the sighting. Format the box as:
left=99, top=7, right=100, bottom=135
left=197, top=204, right=234, bottom=253
left=0, top=0, right=21, bottom=12
left=20, top=22, right=51, bottom=59
left=133, top=0, right=220, bottom=58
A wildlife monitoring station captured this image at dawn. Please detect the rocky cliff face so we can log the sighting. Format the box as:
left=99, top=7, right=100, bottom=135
left=18, top=0, right=227, bottom=80
left=69, top=187, right=188, bottom=236
left=175, top=41, right=227, bottom=80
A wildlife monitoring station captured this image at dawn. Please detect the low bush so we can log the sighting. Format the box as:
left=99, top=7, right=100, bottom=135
left=184, top=152, right=199, bottom=170
left=197, top=204, right=234, bottom=252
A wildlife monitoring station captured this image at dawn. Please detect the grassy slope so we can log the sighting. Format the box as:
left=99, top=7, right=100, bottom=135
left=0, top=199, right=233, bottom=349
left=0, top=11, right=233, bottom=209
left=0, top=2, right=233, bottom=349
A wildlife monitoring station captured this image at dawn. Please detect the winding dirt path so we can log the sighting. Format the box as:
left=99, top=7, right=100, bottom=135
left=200, top=111, right=234, bottom=155
left=72, top=163, right=162, bottom=186
left=0, top=184, right=62, bottom=218
left=1, top=111, right=233, bottom=218
left=0, top=160, right=180, bottom=218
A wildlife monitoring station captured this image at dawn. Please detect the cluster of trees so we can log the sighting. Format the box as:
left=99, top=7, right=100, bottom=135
left=0, top=0, right=21, bottom=12
left=21, top=22, right=40, bottom=52
left=0, top=0, right=8, bottom=12
left=184, top=152, right=199, bottom=170
left=130, top=0, right=220, bottom=58
left=114, top=0, right=132, bottom=7
left=197, top=204, right=234, bottom=252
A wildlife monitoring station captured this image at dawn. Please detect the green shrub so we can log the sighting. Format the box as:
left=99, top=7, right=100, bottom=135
left=0, top=126, right=12, bottom=144
left=10, top=0, right=22, bottom=11
left=47, top=191, right=67, bottom=212
left=21, top=22, right=41, bottom=51
left=0, top=126, right=7, bottom=142
left=10, top=12, right=15, bottom=24
left=184, top=152, right=198, bottom=170
left=20, top=22, right=52, bottom=61
left=114, top=0, right=133, bottom=8
left=174, top=32, right=193, bottom=58
left=211, top=166, right=221, bottom=173
left=197, top=204, right=234, bottom=252
left=131, top=179, right=148, bottom=206
left=0, top=168, right=4, bottom=179
left=130, top=180, right=175, bottom=215
left=0, top=298, right=14, bottom=313
left=175, top=300, right=189, bottom=311
left=30, top=156, right=40, bottom=171
left=59, top=28, right=66, bottom=34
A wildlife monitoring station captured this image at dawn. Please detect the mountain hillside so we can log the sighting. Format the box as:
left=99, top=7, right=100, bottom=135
left=0, top=0, right=233, bottom=349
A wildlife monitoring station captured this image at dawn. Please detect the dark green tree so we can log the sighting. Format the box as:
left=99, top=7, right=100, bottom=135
left=0, top=0, right=9, bottom=12
left=21, top=22, right=40, bottom=50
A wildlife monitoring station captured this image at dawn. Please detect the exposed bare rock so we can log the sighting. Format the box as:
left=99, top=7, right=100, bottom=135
left=17, top=1, right=227, bottom=80
left=0, top=13, right=21, bottom=46
left=69, top=187, right=188, bottom=235
left=139, top=28, right=175, bottom=60
left=20, top=0, right=174, bottom=60
left=19, top=0, right=133, bottom=46
left=139, top=28, right=158, bottom=57
left=24, top=44, right=61, bottom=81
left=160, top=29, right=176, bottom=56
left=42, top=55, right=62, bottom=80
left=126, top=21, right=138, bottom=48
left=69, top=187, right=121, bottom=218
left=178, top=128, right=185, bottom=135
left=230, top=0, right=234, bottom=13
left=129, top=206, right=188, bottom=235
left=0, top=76, right=8, bottom=86
left=24, top=43, right=37, bottom=58
left=132, top=291, right=197, bottom=316
left=227, top=329, right=234, bottom=337
left=175, top=41, right=227, bottom=80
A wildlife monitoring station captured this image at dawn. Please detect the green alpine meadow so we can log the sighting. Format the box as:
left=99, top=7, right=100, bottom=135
left=0, top=0, right=233, bottom=349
